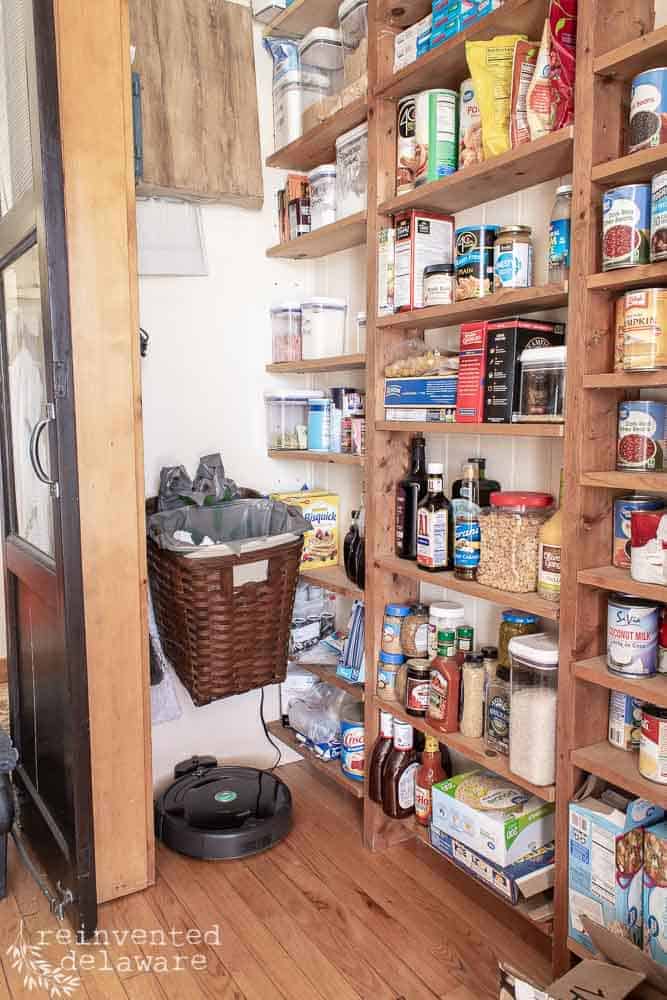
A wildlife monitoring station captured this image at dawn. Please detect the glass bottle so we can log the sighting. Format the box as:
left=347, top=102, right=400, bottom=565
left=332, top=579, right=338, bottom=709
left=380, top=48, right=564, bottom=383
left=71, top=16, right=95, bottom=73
left=453, top=461, right=481, bottom=581
left=485, top=666, right=511, bottom=755
left=427, top=630, right=460, bottom=733
left=368, top=711, right=393, bottom=803
left=548, top=184, right=572, bottom=284
left=452, top=457, right=500, bottom=508
left=416, top=463, right=451, bottom=572
left=381, top=720, right=419, bottom=819
left=343, top=510, right=360, bottom=584
left=354, top=504, right=366, bottom=589
left=395, top=435, right=428, bottom=560
left=537, top=470, right=563, bottom=603
left=415, top=735, right=446, bottom=827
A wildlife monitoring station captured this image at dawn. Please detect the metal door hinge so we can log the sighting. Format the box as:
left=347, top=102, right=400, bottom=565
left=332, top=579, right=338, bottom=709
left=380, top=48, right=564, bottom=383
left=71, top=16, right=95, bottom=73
left=50, top=882, right=74, bottom=922
left=132, top=72, right=143, bottom=181
left=53, top=363, right=68, bottom=399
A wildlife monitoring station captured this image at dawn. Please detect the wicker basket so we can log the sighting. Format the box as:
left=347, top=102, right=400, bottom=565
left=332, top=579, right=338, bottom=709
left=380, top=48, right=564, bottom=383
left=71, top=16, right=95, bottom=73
left=148, top=533, right=303, bottom=706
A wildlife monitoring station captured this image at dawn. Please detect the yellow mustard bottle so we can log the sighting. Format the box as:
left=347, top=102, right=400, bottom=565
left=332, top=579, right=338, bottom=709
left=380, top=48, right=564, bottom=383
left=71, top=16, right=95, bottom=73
left=537, top=471, right=563, bottom=603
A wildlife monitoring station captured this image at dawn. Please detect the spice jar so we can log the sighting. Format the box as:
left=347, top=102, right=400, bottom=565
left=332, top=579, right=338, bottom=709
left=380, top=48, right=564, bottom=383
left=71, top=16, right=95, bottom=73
left=485, top=666, right=510, bottom=755
left=498, top=610, right=539, bottom=668
left=481, top=645, right=499, bottom=684
left=400, top=603, right=429, bottom=658
left=477, top=492, right=553, bottom=593
left=428, top=601, right=465, bottom=660
left=423, top=264, right=455, bottom=307
left=405, top=659, right=431, bottom=717
left=382, top=603, right=411, bottom=654
left=493, top=225, right=533, bottom=289
left=460, top=653, right=485, bottom=739
left=376, top=651, right=405, bottom=702
left=509, top=633, right=559, bottom=787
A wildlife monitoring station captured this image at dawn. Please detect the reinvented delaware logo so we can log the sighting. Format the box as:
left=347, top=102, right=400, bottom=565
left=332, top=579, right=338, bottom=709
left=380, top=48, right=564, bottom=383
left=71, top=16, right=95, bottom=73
left=7, top=921, right=80, bottom=997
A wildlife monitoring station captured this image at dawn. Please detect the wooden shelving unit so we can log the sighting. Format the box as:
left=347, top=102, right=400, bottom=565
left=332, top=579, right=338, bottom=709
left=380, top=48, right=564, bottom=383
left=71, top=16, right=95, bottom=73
left=592, top=143, right=667, bottom=187
left=573, top=655, right=667, bottom=708
left=582, top=470, right=667, bottom=491
left=376, top=420, right=564, bottom=438
left=299, top=564, right=363, bottom=598
left=297, top=660, right=364, bottom=700
left=268, top=449, right=364, bottom=465
left=577, top=564, right=667, bottom=604
left=263, top=0, right=341, bottom=37
left=267, top=721, right=364, bottom=799
left=587, top=260, right=667, bottom=292
left=571, top=742, right=667, bottom=809
left=267, top=211, right=367, bottom=259
left=267, top=99, right=368, bottom=172
left=583, top=371, right=667, bottom=389
left=266, top=353, right=365, bottom=374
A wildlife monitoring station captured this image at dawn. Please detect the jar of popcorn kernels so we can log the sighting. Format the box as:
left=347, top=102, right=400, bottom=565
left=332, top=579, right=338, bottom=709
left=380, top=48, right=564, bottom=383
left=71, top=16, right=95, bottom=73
left=476, top=492, right=553, bottom=594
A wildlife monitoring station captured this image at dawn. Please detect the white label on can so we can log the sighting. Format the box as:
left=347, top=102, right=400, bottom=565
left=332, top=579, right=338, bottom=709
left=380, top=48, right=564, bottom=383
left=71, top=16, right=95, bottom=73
left=494, top=240, right=533, bottom=289
left=397, top=761, right=419, bottom=809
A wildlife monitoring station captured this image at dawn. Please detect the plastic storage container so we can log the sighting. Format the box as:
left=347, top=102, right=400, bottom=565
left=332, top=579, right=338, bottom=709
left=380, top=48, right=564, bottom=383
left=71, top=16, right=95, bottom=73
left=298, top=28, right=344, bottom=93
left=351, top=311, right=367, bottom=354
left=270, top=303, right=302, bottom=363
left=515, top=346, right=567, bottom=423
left=509, top=633, right=559, bottom=787
left=273, top=68, right=331, bottom=150
left=265, top=390, right=323, bottom=450
left=476, top=492, right=553, bottom=593
left=308, top=164, right=337, bottom=230
left=338, top=0, right=368, bottom=51
left=336, top=122, right=368, bottom=219
left=307, top=397, right=332, bottom=452
left=301, top=297, right=347, bottom=358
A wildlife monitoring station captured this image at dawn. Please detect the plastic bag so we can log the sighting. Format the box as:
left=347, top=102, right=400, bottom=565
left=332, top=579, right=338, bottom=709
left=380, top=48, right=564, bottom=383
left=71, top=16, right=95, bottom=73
left=527, top=21, right=554, bottom=141
left=549, top=0, right=577, bottom=130
left=510, top=40, right=539, bottom=147
left=288, top=683, right=357, bottom=745
left=158, top=453, right=241, bottom=511
left=466, top=35, right=527, bottom=159
left=148, top=499, right=310, bottom=554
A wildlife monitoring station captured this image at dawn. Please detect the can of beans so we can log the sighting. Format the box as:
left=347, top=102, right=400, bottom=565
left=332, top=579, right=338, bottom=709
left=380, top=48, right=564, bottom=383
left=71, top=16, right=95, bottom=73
left=602, top=185, right=651, bottom=271
left=622, top=288, right=667, bottom=370
left=639, top=704, right=667, bottom=784
left=651, top=171, right=667, bottom=261
left=629, top=68, right=667, bottom=153
left=396, top=94, right=417, bottom=196
left=617, top=399, right=667, bottom=471
left=607, top=592, right=659, bottom=677
left=454, top=225, right=499, bottom=300
left=613, top=495, right=665, bottom=568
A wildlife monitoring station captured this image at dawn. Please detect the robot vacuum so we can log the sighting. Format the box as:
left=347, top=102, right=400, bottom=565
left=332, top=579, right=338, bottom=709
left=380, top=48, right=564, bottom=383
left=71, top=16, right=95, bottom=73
left=155, top=756, right=293, bottom=860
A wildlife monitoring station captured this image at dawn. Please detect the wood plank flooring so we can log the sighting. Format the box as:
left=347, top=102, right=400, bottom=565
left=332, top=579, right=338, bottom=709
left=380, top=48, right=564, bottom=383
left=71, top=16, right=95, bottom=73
left=0, top=763, right=551, bottom=998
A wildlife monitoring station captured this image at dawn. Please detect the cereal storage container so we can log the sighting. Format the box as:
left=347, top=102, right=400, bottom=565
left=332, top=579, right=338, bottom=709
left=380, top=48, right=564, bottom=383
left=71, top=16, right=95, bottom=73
left=301, top=298, right=347, bottom=358
left=335, top=122, right=368, bottom=219
left=270, top=302, right=302, bottom=363
left=308, top=164, right=337, bottom=230
left=273, top=68, right=331, bottom=149
left=298, top=28, right=344, bottom=93
left=515, top=346, right=567, bottom=423
left=338, top=0, right=368, bottom=78
left=265, top=390, right=323, bottom=450
left=476, top=492, right=553, bottom=593
left=509, top=633, right=559, bottom=787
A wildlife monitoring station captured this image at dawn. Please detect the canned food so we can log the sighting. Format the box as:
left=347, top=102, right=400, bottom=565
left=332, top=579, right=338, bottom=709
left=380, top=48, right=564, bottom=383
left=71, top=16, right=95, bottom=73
left=340, top=708, right=365, bottom=782
left=613, top=494, right=665, bottom=569
left=607, top=592, right=659, bottom=677
left=617, top=399, right=667, bottom=471
left=454, top=225, right=498, bottom=300
left=493, top=226, right=533, bottom=289
left=396, top=94, right=417, bottom=196
left=639, top=704, right=667, bottom=784
left=629, top=68, right=667, bottom=153
left=608, top=690, right=644, bottom=751
left=415, top=89, right=458, bottom=186
left=631, top=509, right=667, bottom=585
left=622, top=288, right=667, bottom=371
left=602, top=185, right=650, bottom=271
left=651, top=171, right=667, bottom=261
left=614, top=294, right=626, bottom=371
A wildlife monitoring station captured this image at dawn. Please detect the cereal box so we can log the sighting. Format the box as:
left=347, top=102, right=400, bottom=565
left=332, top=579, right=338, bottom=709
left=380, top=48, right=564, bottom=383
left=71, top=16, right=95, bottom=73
left=644, top=821, right=667, bottom=966
left=270, top=490, right=338, bottom=571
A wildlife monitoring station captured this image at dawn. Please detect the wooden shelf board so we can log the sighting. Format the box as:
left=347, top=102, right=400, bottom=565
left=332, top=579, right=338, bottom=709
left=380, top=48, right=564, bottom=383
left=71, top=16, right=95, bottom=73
left=299, top=564, right=363, bottom=598
left=574, top=655, right=667, bottom=708
left=263, top=0, right=340, bottom=37
left=375, top=696, right=556, bottom=802
left=594, top=26, right=667, bottom=81
left=268, top=449, right=365, bottom=466
left=571, top=740, right=667, bottom=809
left=583, top=371, right=667, bottom=388
left=592, top=144, right=667, bottom=187
left=379, top=129, right=574, bottom=217
left=267, top=721, right=364, bottom=798
left=267, top=212, right=366, bottom=259
left=266, top=98, right=368, bottom=172
left=587, top=262, right=667, bottom=293
left=375, top=0, right=550, bottom=100
left=296, top=660, right=364, bottom=700
left=376, top=554, right=560, bottom=621
left=376, top=420, right=564, bottom=438
left=577, top=564, right=667, bottom=604
left=581, top=470, right=667, bottom=492
left=568, top=937, right=595, bottom=962
left=266, top=353, right=365, bottom=374
left=376, top=284, right=568, bottom=332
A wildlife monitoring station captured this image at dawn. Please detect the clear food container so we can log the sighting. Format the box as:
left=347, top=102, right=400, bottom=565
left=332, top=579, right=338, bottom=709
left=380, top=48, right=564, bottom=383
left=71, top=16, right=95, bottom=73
left=335, top=122, right=368, bottom=219
left=273, top=68, right=331, bottom=150
left=298, top=28, right=344, bottom=93
left=338, top=0, right=368, bottom=51
left=476, top=491, right=553, bottom=593
left=265, top=390, right=323, bottom=450
left=515, top=346, right=567, bottom=423
left=308, top=164, right=337, bottom=230
left=509, top=633, right=559, bottom=787
left=301, top=297, right=347, bottom=358
left=270, top=302, right=302, bottom=363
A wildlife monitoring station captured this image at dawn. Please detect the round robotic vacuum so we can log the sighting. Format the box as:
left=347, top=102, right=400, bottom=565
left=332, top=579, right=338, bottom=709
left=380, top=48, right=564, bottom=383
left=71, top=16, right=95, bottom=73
left=155, top=756, right=292, bottom=860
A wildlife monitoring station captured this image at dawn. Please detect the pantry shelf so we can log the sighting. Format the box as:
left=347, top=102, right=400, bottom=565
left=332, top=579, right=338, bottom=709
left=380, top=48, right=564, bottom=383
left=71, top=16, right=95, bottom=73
left=573, top=655, right=667, bottom=709
left=583, top=371, right=667, bottom=389
left=267, top=721, right=364, bottom=799
left=296, top=660, right=364, bottom=700
left=577, top=564, right=667, bottom=605
left=376, top=421, right=565, bottom=439
left=263, top=0, right=341, bottom=38
left=567, top=938, right=594, bottom=962
left=593, top=25, right=667, bottom=81
left=592, top=143, right=667, bottom=187
left=268, top=449, right=365, bottom=466
left=266, top=353, right=366, bottom=374
left=378, top=129, right=574, bottom=218
left=266, top=211, right=367, bottom=259
left=376, top=284, right=568, bottom=332
left=581, top=470, right=667, bottom=492
left=571, top=741, right=667, bottom=809
left=374, top=697, right=556, bottom=803
left=374, top=0, right=550, bottom=100
left=376, top=554, right=560, bottom=621
left=299, top=564, right=363, bottom=598
left=266, top=98, right=368, bottom=172
left=587, top=261, right=667, bottom=293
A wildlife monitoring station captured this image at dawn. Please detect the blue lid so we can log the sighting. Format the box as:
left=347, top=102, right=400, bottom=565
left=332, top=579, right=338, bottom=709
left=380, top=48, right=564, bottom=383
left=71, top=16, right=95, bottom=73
left=502, top=609, right=539, bottom=624
left=385, top=603, right=411, bottom=617
left=379, top=651, right=405, bottom=664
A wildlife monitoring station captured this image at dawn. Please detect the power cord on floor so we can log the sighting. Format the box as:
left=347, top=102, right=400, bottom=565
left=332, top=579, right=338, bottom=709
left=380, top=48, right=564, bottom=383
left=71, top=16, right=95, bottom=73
left=259, top=687, right=282, bottom=771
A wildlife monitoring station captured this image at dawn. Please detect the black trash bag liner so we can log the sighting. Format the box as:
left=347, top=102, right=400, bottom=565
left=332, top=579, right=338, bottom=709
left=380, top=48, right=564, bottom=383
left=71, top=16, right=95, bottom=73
left=158, top=453, right=241, bottom=510
left=148, top=499, right=310, bottom=553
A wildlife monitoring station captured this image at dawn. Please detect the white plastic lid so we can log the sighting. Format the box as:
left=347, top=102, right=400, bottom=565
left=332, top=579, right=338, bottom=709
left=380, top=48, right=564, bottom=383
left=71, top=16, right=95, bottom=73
left=427, top=462, right=443, bottom=474
left=338, top=0, right=368, bottom=19
left=508, top=632, right=559, bottom=666
left=302, top=297, right=347, bottom=310
left=336, top=120, right=369, bottom=148
left=270, top=301, right=302, bottom=313
left=308, top=164, right=337, bottom=180
left=429, top=601, right=465, bottom=622
left=299, top=27, right=343, bottom=53
left=556, top=184, right=573, bottom=195
left=356, top=311, right=367, bottom=323
left=519, top=346, right=567, bottom=365
left=264, top=389, right=325, bottom=401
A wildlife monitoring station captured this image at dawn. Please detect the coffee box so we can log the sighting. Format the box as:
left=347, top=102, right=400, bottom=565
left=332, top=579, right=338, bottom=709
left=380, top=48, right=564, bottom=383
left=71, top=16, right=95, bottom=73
left=484, top=318, right=565, bottom=423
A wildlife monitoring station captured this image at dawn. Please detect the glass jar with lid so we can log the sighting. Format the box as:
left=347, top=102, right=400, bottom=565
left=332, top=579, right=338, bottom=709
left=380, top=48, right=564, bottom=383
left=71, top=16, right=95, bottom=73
left=516, top=346, right=567, bottom=423
left=423, top=264, right=455, bottom=307
left=493, top=225, right=533, bottom=289
left=498, top=610, right=539, bottom=669
left=509, top=633, right=559, bottom=787
left=477, top=491, right=553, bottom=593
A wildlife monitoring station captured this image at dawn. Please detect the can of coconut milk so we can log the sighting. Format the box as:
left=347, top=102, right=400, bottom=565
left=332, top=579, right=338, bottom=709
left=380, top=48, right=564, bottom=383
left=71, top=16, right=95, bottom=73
left=607, top=592, right=659, bottom=677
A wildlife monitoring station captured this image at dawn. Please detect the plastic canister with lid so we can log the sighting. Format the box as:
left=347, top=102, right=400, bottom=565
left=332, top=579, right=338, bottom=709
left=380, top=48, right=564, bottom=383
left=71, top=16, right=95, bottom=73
left=335, top=121, right=368, bottom=218
left=299, top=28, right=344, bottom=92
left=307, top=397, right=332, bottom=452
left=508, top=632, right=559, bottom=787
left=340, top=703, right=365, bottom=781
left=270, top=302, right=302, bottom=363
left=273, top=68, right=331, bottom=149
left=265, top=389, right=323, bottom=450
left=428, top=601, right=465, bottom=660
left=338, top=0, right=368, bottom=53
left=308, top=165, right=337, bottom=230
left=301, top=298, right=347, bottom=358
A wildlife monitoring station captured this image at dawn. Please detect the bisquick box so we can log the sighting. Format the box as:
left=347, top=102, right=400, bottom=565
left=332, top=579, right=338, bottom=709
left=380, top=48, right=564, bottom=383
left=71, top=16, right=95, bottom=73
left=484, top=318, right=565, bottom=424
left=385, top=406, right=456, bottom=422
left=644, top=821, right=667, bottom=967
left=384, top=375, right=457, bottom=407
left=429, top=827, right=555, bottom=906
left=270, top=490, right=338, bottom=571
left=393, top=14, right=432, bottom=72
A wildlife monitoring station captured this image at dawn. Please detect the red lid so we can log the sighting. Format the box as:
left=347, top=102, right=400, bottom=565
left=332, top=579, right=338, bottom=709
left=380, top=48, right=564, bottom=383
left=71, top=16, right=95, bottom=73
left=490, top=491, right=553, bottom=508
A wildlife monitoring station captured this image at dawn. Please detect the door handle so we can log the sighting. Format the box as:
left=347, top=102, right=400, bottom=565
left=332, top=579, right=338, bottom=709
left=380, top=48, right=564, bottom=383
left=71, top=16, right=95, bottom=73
left=29, top=403, right=59, bottom=499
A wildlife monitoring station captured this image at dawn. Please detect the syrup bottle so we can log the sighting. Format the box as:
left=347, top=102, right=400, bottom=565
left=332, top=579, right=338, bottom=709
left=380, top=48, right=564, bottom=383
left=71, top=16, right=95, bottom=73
left=368, top=711, right=393, bottom=803
left=381, top=720, right=418, bottom=819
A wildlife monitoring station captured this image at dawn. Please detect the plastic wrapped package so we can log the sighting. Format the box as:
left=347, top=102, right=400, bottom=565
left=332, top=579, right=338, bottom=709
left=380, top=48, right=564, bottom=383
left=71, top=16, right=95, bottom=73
left=157, top=453, right=241, bottom=510
left=148, top=499, right=309, bottom=554
left=335, top=122, right=368, bottom=218
left=288, top=683, right=358, bottom=745
left=384, top=344, right=459, bottom=378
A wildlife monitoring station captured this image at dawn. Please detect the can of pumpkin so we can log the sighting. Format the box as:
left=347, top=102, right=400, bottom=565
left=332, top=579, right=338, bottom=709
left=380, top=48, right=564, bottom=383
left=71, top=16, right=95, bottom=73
left=622, top=288, right=667, bottom=370
left=602, top=184, right=650, bottom=271
left=617, top=400, right=667, bottom=471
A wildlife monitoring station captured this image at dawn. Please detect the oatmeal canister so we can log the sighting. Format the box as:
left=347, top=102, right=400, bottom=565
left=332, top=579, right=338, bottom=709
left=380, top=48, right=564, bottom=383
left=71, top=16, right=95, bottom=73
left=607, top=592, right=659, bottom=677
left=651, top=171, right=667, bottom=262
left=602, top=185, right=650, bottom=271
left=629, top=68, right=667, bottom=153
left=396, top=94, right=417, bottom=196
left=639, top=704, right=667, bottom=785
left=454, top=225, right=498, bottom=300
left=622, top=288, right=667, bottom=371
left=613, top=494, right=664, bottom=569
left=617, top=400, right=667, bottom=471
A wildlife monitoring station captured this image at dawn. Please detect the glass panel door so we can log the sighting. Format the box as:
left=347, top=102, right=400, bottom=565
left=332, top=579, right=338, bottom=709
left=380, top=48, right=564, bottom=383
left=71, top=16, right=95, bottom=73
left=0, top=0, right=33, bottom=215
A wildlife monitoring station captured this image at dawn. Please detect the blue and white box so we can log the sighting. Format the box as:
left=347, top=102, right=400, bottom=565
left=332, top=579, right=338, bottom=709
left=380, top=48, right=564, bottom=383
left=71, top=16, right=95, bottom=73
left=644, top=821, right=667, bottom=967
left=384, top=375, right=457, bottom=408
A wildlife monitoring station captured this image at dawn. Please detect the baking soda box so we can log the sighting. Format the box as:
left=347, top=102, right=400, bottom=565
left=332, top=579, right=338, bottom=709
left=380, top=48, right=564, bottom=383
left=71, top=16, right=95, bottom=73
left=644, top=821, right=667, bottom=966
left=270, top=490, right=339, bottom=571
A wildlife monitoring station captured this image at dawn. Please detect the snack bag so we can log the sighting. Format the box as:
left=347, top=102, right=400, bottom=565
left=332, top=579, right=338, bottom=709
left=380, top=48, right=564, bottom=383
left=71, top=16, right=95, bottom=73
left=510, top=40, right=539, bottom=147
left=466, top=35, right=527, bottom=159
left=549, top=0, right=577, bottom=129
left=527, top=20, right=555, bottom=141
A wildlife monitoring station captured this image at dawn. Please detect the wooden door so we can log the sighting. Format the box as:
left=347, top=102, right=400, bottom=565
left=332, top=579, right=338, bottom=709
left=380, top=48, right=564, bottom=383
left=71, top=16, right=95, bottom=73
left=0, top=0, right=96, bottom=933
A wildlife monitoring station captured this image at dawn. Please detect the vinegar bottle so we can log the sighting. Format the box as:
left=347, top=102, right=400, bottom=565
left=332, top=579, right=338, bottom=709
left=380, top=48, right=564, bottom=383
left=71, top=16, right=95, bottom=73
left=381, top=720, right=418, bottom=819
left=415, top=735, right=446, bottom=827
left=395, top=436, right=428, bottom=560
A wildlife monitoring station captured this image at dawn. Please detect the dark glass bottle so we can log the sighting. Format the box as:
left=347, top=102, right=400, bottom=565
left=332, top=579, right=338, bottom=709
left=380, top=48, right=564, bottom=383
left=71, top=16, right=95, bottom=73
left=452, top=457, right=500, bottom=508
left=368, top=711, right=393, bottom=803
left=382, top=720, right=419, bottom=819
left=343, top=510, right=360, bottom=584
left=416, top=463, right=451, bottom=572
left=395, top=436, right=428, bottom=560
left=354, top=506, right=365, bottom=589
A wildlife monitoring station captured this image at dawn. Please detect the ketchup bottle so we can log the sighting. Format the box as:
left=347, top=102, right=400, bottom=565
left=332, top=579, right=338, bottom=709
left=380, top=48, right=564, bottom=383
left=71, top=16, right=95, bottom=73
left=368, top=711, right=393, bottom=803
left=415, top=735, right=446, bottom=827
left=427, top=629, right=461, bottom=733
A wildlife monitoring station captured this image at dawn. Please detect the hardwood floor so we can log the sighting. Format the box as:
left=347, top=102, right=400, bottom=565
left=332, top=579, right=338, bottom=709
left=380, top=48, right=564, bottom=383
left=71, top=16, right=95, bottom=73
left=0, top=762, right=551, bottom=998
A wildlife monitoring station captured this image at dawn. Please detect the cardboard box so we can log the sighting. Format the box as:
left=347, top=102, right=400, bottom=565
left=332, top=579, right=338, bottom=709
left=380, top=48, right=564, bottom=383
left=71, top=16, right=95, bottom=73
left=431, top=769, right=555, bottom=867
left=393, top=14, right=432, bottom=72
left=394, top=209, right=455, bottom=312
left=384, top=406, right=456, bottom=422
left=384, top=375, right=457, bottom=407
left=484, top=318, right=565, bottom=423
left=377, top=227, right=395, bottom=316
left=568, top=792, right=665, bottom=955
left=270, top=490, right=339, bottom=570
left=456, top=321, right=487, bottom=422
left=644, top=822, right=667, bottom=967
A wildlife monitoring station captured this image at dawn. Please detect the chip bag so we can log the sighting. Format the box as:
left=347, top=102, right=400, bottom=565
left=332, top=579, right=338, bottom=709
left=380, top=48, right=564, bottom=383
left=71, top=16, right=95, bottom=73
left=466, top=34, right=527, bottom=159
left=549, top=0, right=577, bottom=130
left=510, top=39, right=539, bottom=147
left=527, top=20, right=555, bottom=141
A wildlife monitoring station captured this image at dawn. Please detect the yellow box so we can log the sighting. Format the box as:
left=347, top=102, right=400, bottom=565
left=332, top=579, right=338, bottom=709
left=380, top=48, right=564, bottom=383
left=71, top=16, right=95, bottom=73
left=271, top=490, right=339, bottom=571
